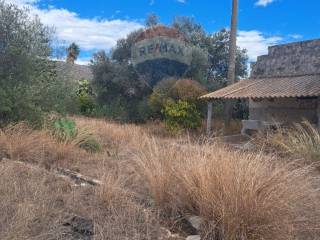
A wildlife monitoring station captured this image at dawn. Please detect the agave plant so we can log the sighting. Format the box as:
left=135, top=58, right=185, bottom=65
left=51, top=118, right=101, bottom=153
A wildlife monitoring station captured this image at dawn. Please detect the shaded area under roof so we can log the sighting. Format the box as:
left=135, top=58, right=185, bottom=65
left=200, top=74, right=320, bottom=100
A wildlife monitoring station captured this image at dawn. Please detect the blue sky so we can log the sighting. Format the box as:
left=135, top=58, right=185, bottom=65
left=5, top=0, right=320, bottom=64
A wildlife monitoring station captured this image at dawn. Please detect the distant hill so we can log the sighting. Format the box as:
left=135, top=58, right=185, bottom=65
left=55, top=61, right=93, bottom=82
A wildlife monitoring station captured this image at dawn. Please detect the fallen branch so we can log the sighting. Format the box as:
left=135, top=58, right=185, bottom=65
left=1, top=157, right=101, bottom=186
left=56, top=167, right=102, bottom=186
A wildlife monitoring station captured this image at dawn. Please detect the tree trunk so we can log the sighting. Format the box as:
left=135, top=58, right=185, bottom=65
left=224, top=0, right=238, bottom=127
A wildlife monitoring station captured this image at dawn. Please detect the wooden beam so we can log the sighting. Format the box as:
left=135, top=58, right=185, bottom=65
left=206, top=102, right=213, bottom=136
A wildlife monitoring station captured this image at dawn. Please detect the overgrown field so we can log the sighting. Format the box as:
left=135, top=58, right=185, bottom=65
left=1, top=117, right=320, bottom=240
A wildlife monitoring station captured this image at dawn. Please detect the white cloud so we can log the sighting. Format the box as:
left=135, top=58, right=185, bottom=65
left=237, top=30, right=282, bottom=61
left=3, top=0, right=143, bottom=52
left=288, top=34, right=303, bottom=39
left=5, top=0, right=38, bottom=4
left=255, top=0, right=276, bottom=7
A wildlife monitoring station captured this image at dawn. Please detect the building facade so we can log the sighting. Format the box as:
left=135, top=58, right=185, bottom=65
left=201, top=39, right=320, bottom=134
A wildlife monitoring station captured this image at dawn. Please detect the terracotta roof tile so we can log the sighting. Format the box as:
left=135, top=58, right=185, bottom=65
left=201, top=74, right=320, bottom=99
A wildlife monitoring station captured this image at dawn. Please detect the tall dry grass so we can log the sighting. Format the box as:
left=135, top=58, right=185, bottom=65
left=2, top=117, right=320, bottom=239
left=74, top=117, right=149, bottom=156
left=0, top=122, right=89, bottom=169
left=134, top=139, right=320, bottom=240
left=265, top=121, right=320, bottom=163
left=0, top=160, right=171, bottom=240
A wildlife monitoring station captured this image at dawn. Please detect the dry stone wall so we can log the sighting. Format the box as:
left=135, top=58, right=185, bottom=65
left=251, top=39, right=320, bottom=78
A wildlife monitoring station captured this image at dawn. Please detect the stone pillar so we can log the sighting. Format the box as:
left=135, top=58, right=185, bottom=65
left=206, top=102, right=213, bottom=136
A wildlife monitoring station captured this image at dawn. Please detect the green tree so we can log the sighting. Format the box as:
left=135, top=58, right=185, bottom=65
left=205, top=29, right=247, bottom=90
left=76, top=79, right=95, bottom=116
left=172, top=16, right=247, bottom=90
left=0, top=1, right=77, bottom=126
left=66, top=42, right=80, bottom=64
left=0, top=2, right=49, bottom=126
left=111, top=29, right=143, bottom=63
left=91, top=50, right=151, bottom=122
left=172, top=16, right=205, bottom=45
left=145, top=13, right=159, bottom=28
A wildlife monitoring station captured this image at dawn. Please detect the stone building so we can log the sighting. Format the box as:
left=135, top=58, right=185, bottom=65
left=201, top=39, right=320, bottom=134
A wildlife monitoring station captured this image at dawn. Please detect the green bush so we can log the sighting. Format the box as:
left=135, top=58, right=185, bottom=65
left=148, top=78, right=178, bottom=115
left=77, top=92, right=95, bottom=116
left=76, top=79, right=96, bottom=116
left=148, top=78, right=207, bottom=119
left=52, top=118, right=78, bottom=143
left=162, top=100, right=201, bottom=133
left=51, top=117, right=101, bottom=153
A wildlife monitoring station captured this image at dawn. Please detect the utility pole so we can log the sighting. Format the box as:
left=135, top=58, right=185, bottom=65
left=225, top=0, right=238, bottom=127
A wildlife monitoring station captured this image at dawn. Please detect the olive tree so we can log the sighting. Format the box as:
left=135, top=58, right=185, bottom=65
left=0, top=1, right=76, bottom=126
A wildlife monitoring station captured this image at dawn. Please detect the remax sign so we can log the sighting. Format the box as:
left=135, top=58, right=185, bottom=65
left=132, top=36, right=192, bottom=66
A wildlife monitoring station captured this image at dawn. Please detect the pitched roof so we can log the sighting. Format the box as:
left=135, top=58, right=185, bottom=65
left=200, top=74, right=320, bottom=100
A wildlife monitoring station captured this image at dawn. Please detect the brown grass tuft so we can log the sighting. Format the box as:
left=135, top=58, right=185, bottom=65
left=74, top=117, right=149, bottom=155
left=0, top=122, right=88, bottom=169
left=264, top=121, right=320, bottom=163
left=135, top=139, right=320, bottom=240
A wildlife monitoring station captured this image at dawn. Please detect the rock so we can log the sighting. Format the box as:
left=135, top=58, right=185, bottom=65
left=186, top=216, right=203, bottom=230
left=186, top=235, right=201, bottom=240
left=63, top=215, right=94, bottom=239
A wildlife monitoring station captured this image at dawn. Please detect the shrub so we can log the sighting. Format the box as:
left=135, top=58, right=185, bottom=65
left=148, top=78, right=207, bottom=118
left=51, top=117, right=101, bottom=153
left=76, top=79, right=96, bottom=116
left=77, top=92, right=96, bottom=116
left=148, top=77, right=177, bottom=116
left=172, top=79, right=207, bottom=101
left=162, top=100, right=201, bottom=133
left=51, top=118, right=78, bottom=143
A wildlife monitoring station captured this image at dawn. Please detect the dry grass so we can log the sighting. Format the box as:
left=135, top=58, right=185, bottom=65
left=0, top=160, right=171, bottom=240
left=0, top=161, right=73, bottom=240
left=267, top=121, right=320, bottom=163
left=134, top=139, right=320, bottom=240
left=2, top=117, right=320, bottom=239
left=74, top=117, right=149, bottom=156
left=0, top=122, right=88, bottom=169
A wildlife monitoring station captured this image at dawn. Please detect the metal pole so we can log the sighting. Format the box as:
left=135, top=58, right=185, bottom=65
left=207, top=102, right=213, bottom=136
left=225, top=0, right=239, bottom=126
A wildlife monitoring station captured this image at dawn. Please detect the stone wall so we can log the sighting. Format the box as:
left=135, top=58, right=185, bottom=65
left=251, top=39, right=320, bottom=78
left=249, top=98, right=318, bottom=124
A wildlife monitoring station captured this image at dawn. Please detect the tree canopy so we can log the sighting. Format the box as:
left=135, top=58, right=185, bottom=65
left=0, top=1, right=78, bottom=126
left=66, top=42, right=80, bottom=64
left=91, top=15, right=248, bottom=124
